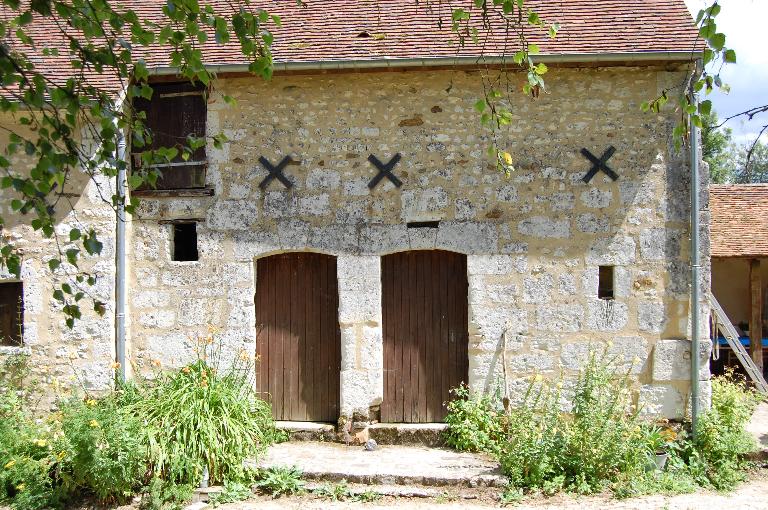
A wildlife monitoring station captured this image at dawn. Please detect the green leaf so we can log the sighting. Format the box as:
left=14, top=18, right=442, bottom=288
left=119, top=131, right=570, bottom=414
left=723, top=49, right=736, bottom=63
left=708, top=33, right=726, bottom=51
left=474, top=99, right=487, bottom=113
left=698, top=100, right=712, bottom=116
left=69, top=228, right=81, bottom=241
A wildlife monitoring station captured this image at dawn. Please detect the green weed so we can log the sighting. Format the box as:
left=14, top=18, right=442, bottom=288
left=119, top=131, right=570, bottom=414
left=254, top=466, right=305, bottom=498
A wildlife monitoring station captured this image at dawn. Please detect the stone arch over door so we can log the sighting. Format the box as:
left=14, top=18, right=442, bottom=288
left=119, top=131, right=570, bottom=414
left=381, top=250, right=469, bottom=423
left=254, top=252, right=341, bottom=422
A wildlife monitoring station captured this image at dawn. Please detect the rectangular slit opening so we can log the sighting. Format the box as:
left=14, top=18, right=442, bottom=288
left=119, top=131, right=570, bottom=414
left=172, top=222, right=199, bottom=262
left=598, top=265, right=615, bottom=300
left=0, top=281, right=23, bottom=346
left=407, top=221, right=440, bottom=229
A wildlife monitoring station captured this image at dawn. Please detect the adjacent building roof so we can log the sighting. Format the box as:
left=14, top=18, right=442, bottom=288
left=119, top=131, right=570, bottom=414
left=710, top=184, right=768, bottom=258
left=5, top=0, right=700, bottom=89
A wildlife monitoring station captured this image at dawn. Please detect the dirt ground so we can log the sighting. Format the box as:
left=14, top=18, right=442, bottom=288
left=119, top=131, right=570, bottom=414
left=215, top=467, right=768, bottom=510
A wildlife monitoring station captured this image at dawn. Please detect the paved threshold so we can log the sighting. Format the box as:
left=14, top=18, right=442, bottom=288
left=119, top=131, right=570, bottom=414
left=255, top=441, right=505, bottom=487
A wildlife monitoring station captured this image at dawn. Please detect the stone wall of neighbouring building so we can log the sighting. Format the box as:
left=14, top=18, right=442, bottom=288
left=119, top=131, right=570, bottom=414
left=127, top=65, right=711, bottom=421
left=0, top=118, right=117, bottom=395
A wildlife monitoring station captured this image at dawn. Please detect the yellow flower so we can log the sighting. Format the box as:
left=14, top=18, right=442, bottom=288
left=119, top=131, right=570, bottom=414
left=533, top=374, right=544, bottom=382
left=151, top=359, right=162, bottom=367
left=16, top=484, right=24, bottom=491
left=86, top=399, right=97, bottom=407
left=89, top=420, right=100, bottom=429
left=110, top=361, right=121, bottom=369
left=607, top=341, right=614, bottom=348
left=182, top=367, right=191, bottom=374
left=34, top=439, right=47, bottom=447
left=4, top=460, right=16, bottom=469
left=57, top=451, right=66, bottom=461
left=502, top=151, right=514, bottom=166
left=238, top=350, right=250, bottom=360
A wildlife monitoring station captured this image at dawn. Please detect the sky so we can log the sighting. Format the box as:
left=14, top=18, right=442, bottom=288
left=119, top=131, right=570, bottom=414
left=683, top=0, right=768, bottom=144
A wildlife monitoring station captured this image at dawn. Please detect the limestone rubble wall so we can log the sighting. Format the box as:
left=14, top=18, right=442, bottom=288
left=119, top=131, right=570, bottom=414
left=0, top=65, right=711, bottom=419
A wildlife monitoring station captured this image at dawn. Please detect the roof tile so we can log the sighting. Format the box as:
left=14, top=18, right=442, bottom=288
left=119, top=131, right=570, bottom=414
left=2, top=0, right=699, bottom=92
left=710, top=184, right=768, bottom=258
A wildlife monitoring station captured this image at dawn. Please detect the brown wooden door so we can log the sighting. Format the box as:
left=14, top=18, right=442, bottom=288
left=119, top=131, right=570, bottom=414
left=255, top=253, right=341, bottom=422
left=381, top=250, right=469, bottom=423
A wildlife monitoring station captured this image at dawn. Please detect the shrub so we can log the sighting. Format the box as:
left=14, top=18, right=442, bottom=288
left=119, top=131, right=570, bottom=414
left=56, top=396, right=148, bottom=502
left=129, top=345, right=277, bottom=486
left=556, top=353, right=649, bottom=491
left=139, top=477, right=195, bottom=510
left=497, top=377, right=564, bottom=490
left=443, top=384, right=504, bottom=453
left=0, top=391, right=64, bottom=510
left=446, top=351, right=763, bottom=498
left=0, top=337, right=279, bottom=509
left=674, top=369, right=762, bottom=490
left=498, top=352, right=652, bottom=494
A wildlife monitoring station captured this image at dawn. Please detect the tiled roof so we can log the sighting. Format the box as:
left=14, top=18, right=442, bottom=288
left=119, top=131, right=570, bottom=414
left=710, top=184, right=768, bottom=258
left=4, top=0, right=699, bottom=91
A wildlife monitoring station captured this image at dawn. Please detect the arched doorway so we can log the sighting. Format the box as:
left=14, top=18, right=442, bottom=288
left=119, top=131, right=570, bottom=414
left=381, top=250, right=469, bottom=423
left=255, top=252, right=341, bottom=422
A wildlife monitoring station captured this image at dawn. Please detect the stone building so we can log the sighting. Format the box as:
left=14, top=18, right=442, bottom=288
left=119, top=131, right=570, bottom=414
left=710, top=184, right=768, bottom=378
left=0, top=0, right=711, bottom=424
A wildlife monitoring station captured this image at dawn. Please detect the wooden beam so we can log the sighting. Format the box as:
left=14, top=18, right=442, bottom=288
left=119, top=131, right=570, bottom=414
left=749, top=258, right=764, bottom=371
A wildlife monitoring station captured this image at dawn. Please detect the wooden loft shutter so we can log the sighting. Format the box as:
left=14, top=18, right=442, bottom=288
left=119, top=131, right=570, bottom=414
left=132, top=82, right=207, bottom=190
left=0, top=282, right=23, bottom=346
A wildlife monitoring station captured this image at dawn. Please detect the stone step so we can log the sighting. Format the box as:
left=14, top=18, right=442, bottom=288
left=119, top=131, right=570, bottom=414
left=254, top=441, right=506, bottom=488
left=367, top=422, right=447, bottom=447
left=276, top=421, right=336, bottom=442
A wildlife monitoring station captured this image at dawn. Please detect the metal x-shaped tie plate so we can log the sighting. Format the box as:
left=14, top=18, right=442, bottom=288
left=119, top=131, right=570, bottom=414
left=258, top=156, right=294, bottom=189
left=581, top=146, right=619, bottom=183
left=367, top=153, right=403, bottom=189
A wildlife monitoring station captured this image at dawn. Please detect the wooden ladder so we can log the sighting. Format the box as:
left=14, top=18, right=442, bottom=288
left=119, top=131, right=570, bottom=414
left=710, top=294, right=768, bottom=394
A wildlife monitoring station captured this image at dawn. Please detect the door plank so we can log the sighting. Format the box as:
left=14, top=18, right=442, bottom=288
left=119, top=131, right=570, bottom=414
left=255, top=253, right=341, bottom=422
left=381, top=250, right=468, bottom=423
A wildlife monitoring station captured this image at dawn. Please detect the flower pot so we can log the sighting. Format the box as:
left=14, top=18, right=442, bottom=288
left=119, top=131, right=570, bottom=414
left=654, top=452, right=668, bottom=471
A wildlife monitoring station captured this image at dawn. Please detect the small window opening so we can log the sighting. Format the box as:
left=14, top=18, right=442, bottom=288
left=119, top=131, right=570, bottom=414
left=598, top=265, right=615, bottom=300
left=0, top=282, right=23, bottom=346
left=172, top=223, right=199, bottom=262
left=407, top=220, right=440, bottom=229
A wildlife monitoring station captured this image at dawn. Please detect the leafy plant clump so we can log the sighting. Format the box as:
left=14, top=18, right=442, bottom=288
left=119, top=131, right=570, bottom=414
left=208, top=479, right=255, bottom=506
left=498, top=352, right=651, bottom=494
left=444, top=351, right=763, bottom=499
left=253, top=466, right=305, bottom=498
left=443, top=383, right=504, bottom=453
left=131, top=345, right=276, bottom=485
left=0, top=339, right=280, bottom=510
left=673, top=369, right=762, bottom=491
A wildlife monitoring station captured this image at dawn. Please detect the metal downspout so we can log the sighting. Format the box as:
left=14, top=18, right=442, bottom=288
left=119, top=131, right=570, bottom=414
left=690, top=95, right=701, bottom=432
left=115, top=130, right=127, bottom=382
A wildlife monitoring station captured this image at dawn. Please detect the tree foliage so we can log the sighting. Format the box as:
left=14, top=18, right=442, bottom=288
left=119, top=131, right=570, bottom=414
left=0, top=0, right=277, bottom=326
left=701, top=111, right=735, bottom=183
